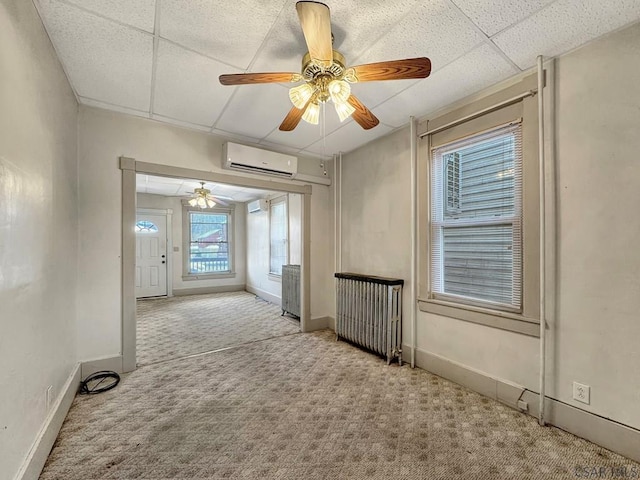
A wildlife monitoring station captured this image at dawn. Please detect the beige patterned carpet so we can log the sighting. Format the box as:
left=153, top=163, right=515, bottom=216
left=41, top=330, right=638, bottom=479
left=136, top=291, right=300, bottom=366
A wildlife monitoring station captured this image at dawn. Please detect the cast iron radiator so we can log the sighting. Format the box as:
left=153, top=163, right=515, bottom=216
left=334, top=272, right=403, bottom=365
left=281, top=264, right=300, bottom=318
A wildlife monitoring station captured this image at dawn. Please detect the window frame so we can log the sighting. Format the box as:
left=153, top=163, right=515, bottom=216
left=417, top=75, right=541, bottom=337
left=430, top=121, right=523, bottom=313
left=181, top=202, right=236, bottom=281
left=268, top=195, right=289, bottom=277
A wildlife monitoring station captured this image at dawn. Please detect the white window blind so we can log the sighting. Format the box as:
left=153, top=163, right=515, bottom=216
left=269, top=199, right=287, bottom=275
left=431, top=122, right=523, bottom=311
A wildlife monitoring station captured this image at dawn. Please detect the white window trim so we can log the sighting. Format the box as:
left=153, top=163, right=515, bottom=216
left=181, top=202, right=236, bottom=280
left=268, top=195, right=289, bottom=276
left=417, top=75, right=541, bottom=336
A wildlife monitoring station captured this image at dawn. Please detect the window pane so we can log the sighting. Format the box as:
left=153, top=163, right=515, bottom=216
left=442, top=224, right=514, bottom=305
left=135, top=220, right=158, bottom=232
left=270, top=201, right=287, bottom=275
left=443, top=134, right=515, bottom=220
left=189, top=212, right=229, bottom=273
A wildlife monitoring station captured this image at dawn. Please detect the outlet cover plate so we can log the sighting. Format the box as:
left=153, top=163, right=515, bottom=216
left=573, top=382, right=590, bottom=404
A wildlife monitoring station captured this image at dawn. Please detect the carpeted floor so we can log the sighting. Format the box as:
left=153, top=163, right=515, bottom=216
left=136, top=291, right=300, bottom=366
left=41, top=330, right=638, bottom=479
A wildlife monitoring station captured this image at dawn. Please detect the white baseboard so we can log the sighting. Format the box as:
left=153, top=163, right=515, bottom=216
left=307, top=316, right=335, bottom=332
left=404, top=344, right=640, bottom=463
left=245, top=285, right=281, bottom=307
left=173, top=284, right=245, bottom=296
left=81, top=355, right=123, bottom=378
left=15, top=363, right=81, bottom=480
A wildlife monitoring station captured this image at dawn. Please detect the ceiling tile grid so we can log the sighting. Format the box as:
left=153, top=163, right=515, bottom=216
left=36, top=0, right=154, bottom=111
left=159, top=0, right=290, bottom=70
left=60, top=0, right=157, bottom=33
left=136, top=174, right=269, bottom=201
left=153, top=40, right=239, bottom=126
left=371, top=44, right=520, bottom=129
left=34, top=0, right=640, bottom=157
left=492, top=0, right=640, bottom=70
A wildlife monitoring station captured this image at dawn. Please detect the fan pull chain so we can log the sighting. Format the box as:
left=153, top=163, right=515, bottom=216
left=320, top=103, right=327, bottom=176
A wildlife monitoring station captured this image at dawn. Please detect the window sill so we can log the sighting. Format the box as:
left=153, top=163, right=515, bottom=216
left=183, top=272, right=236, bottom=281
left=268, top=273, right=282, bottom=282
left=418, top=297, right=540, bottom=337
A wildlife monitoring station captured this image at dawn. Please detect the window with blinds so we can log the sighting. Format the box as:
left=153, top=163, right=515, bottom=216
left=269, top=198, right=288, bottom=275
left=430, top=122, right=523, bottom=311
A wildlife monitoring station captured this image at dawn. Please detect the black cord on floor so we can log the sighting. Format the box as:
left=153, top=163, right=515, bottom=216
left=79, top=371, right=120, bottom=395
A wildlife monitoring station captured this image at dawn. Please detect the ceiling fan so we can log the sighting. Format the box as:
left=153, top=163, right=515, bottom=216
left=186, top=182, right=230, bottom=209
left=219, top=1, right=431, bottom=131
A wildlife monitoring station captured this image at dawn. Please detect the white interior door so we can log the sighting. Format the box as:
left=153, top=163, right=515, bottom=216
left=135, top=213, right=167, bottom=298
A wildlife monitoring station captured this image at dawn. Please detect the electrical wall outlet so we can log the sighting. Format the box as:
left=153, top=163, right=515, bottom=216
left=46, top=385, right=53, bottom=412
left=573, top=382, right=590, bottom=404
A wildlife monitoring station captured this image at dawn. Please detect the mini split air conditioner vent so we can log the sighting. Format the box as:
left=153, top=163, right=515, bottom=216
left=247, top=199, right=268, bottom=214
left=222, top=142, right=298, bottom=178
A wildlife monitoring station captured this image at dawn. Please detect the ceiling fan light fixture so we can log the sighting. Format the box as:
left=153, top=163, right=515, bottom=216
left=289, top=83, right=314, bottom=109
left=302, top=101, right=320, bottom=125
left=334, top=100, right=355, bottom=122
left=328, top=79, right=350, bottom=104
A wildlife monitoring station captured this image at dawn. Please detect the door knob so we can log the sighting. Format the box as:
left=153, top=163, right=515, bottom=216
left=162, top=261, right=166, bottom=264
left=161, top=254, right=166, bottom=258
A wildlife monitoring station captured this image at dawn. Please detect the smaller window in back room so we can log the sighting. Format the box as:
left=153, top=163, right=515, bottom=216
left=269, top=197, right=288, bottom=276
left=188, top=211, right=231, bottom=275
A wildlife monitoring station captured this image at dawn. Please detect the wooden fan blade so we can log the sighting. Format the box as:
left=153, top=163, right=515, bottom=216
left=347, top=95, right=379, bottom=130
left=279, top=93, right=317, bottom=131
left=219, top=72, right=301, bottom=86
left=350, top=57, right=431, bottom=82
left=296, top=1, right=333, bottom=67
left=210, top=196, right=229, bottom=207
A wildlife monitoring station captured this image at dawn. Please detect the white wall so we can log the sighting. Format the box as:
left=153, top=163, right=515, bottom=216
left=137, top=193, right=246, bottom=292
left=77, top=106, right=333, bottom=360
left=0, top=1, right=78, bottom=478
left=340, top=22, right=640, bottom=430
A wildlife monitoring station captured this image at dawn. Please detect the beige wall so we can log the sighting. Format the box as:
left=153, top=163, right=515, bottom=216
left=77, top=106, right=334, bottom=360
left=137, top=193, right=247, bottom=292
left=340, top=22, right=640, bottom=430
left=0, top=0, right=79, bottom=477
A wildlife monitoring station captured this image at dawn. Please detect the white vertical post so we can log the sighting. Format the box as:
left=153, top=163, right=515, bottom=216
left=537, top=55, right=547, bottom=427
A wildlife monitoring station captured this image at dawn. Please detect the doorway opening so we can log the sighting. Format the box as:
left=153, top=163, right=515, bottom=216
left=131, top=171, right=305, bottom=367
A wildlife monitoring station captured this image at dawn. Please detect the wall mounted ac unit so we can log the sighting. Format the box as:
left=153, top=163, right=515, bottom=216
left=247, top=199, right=268, bottom=214
left=223, top=142, right=297, bottom=178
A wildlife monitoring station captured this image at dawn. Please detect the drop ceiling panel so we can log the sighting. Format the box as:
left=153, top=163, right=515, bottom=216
left=136, top=174, right=270, bottom=201
left=372, top=44, right=519, bottom=128
left=354, top=0, right=485, bottom=68
left=215, top=84, right=293, bottom=139
left=159, top=0, right=289, bottom=70
left=349, top=78, right=421, bottom=112
left=37, top=0, right=153, bottom=111
left=62, top=0, right=156, bottom=33
left=493, top=0, right=640, bottom=70
left=263, top=110, right=345, bottom=150
left=453, top=0, right=555, bottom=36
left=304, top=122, right=393, bottom=156
left=153, top=40, right=239, bottom=127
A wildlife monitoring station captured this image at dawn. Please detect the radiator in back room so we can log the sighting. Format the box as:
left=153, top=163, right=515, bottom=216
left=334, top=272, right=403, bottom=365
left=281, top=264, right=300, bottom=318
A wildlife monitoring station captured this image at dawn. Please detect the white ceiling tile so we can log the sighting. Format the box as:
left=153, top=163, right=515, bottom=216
left=452, top=0, right=555, bottom=36
left=353, top=0, right=484, bottom=68
left=159, top=0, right=289, bottom=69
left=493, top=0, right=640, bottom=70
left=372, top=44, right=519, bottom=128
left=349, top=79, right=421, bottom=111
left=215, top=84, right=294, bottom=139
left=153, top=40, right=239, bottom=127
left=304, top=122, right=394, bottom=156
left=61, top=0, right=156, bottom=32
left=37, top=0, right=153, bottom=110
left=262, top=109, right=345, bottom=150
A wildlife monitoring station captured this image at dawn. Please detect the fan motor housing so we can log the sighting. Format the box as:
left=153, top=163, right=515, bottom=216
left=302, top=50, right=346, bottom=80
